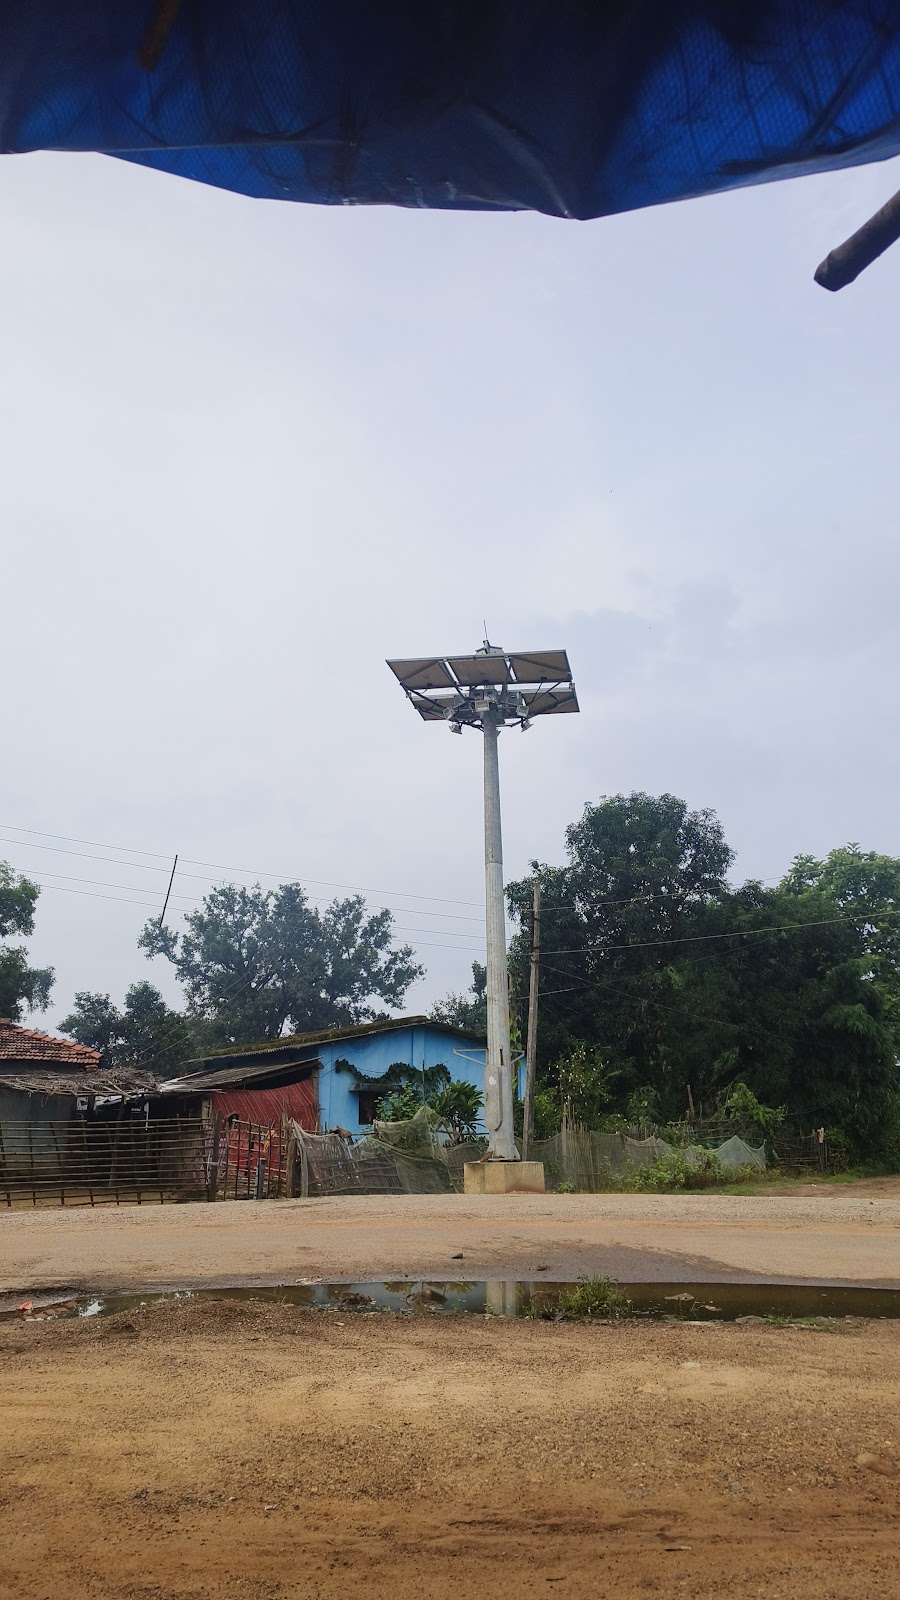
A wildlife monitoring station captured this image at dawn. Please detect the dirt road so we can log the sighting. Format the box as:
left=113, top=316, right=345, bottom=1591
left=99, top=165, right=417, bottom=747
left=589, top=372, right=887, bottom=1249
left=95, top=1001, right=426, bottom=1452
left=2, top=1192, right=900, bottom=1292
left=1, top=1298, right=899, bottom=1600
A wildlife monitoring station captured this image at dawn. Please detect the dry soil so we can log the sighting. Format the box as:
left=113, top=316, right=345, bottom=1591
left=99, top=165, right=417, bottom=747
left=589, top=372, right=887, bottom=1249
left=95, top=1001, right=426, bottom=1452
left=1, top=1298, right=899, bottom=1600
left=3, top=1191, right=900, bottom=1292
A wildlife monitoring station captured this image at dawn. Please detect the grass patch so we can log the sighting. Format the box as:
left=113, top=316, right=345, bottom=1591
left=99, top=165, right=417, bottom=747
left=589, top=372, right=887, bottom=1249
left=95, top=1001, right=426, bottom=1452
left=533, top=1275, right=635, bottom=1321
left=719, top=1165, right=897, bottom=1195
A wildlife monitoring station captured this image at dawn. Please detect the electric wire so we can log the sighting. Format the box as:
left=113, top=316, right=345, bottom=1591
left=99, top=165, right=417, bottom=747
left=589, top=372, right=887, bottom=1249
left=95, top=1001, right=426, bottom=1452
left=0, top=824, right=484, bottom=910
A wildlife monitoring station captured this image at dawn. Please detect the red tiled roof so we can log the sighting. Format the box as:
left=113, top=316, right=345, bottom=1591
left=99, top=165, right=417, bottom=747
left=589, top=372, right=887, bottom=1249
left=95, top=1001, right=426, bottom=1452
left=0, top=1020, right=101, bottom=1068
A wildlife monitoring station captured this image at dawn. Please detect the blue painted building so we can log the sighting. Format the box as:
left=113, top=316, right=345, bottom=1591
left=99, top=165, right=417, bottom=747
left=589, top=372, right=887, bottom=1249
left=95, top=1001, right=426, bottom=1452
left=162, top=1015, right=525, bottom=1138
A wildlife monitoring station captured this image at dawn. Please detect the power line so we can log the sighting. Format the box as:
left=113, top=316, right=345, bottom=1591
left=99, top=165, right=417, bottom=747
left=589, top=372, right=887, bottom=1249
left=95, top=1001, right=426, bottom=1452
left=0, top=832, right=483, bottom=921
left=13, top=867, right=197, bottom=904
left=0, top=820, right=801, bottom=925
left=22, top=875, right=485, bottom=956
left=22, top=880, right=169, bottom=911
left=516, top=873, right=790, bottom=917
left=0, top=822, right=483, bottom=910
left=20, top=825, right=873, bottom=957
left=17, top=864, right=486, bottom=940
left=0, top=818, right=851, bottom=926
left=16, top=867, right=484, bottom=946
left=0, top=822, right=172, bottom=859
left=542, top=913, right=893, bottom=956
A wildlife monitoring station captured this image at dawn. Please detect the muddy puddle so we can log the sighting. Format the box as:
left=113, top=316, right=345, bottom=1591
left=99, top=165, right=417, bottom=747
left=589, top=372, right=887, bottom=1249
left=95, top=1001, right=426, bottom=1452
left=4, top=1279, right=900, bottom=1322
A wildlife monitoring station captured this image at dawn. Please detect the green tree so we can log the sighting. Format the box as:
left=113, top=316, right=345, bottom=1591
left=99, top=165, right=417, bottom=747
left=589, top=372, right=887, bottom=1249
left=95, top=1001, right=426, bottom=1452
left=784, top=845, right=900, bottom=1029
left=704, top=877, right=900, bottom=1150
left=430, top=960, right=487, bottom=1033
left=58, top=982, right=195, bottom=1077
left=506, top=800, right=900, bottom=1159
left=506, top=793, right=734, bottom=1111
left=138, top=883, right=423, bottom=1046
left=0, top=862, right=53, bottom=1020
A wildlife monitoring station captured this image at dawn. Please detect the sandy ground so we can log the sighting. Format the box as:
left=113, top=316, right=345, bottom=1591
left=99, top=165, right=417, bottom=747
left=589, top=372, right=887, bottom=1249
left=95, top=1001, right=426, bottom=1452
left=1, top=1298, right=899, bottom=1600
left=3, top=1192, right=900, bottom=1293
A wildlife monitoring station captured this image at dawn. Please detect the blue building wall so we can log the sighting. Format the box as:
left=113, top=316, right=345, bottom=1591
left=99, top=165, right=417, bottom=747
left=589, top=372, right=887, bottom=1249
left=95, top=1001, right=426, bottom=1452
left=315, top=1023, right=524, bottom=1137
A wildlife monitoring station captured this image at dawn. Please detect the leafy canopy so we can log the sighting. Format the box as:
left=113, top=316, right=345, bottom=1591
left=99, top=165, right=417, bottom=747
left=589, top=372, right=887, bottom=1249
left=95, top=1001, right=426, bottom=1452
left=58, top=982, right=194, bottom=1076
left=506, top=794, right=900, bottom=1159
left=139, top=882, right=423, bottom=1046
left=430, top=961, right=487, bottom=1034
left=0, top=862, right=53, bottom=1021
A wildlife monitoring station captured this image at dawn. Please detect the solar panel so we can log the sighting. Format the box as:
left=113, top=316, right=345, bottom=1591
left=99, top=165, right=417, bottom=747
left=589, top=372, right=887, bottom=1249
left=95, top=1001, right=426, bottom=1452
left=389, top=647, right=578, bottom=723
left=447, top=654, right=511, bottom=686
left=386, top=657, right=456, bottom=691
left=522, top=687, right=580, bottom=716
left=508, top=650, right=572, bottom=684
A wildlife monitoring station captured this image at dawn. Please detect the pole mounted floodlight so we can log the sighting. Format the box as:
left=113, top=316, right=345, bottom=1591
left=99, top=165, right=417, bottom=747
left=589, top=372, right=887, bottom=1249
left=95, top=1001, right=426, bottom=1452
left=387, top=641, right=579, bottom=1161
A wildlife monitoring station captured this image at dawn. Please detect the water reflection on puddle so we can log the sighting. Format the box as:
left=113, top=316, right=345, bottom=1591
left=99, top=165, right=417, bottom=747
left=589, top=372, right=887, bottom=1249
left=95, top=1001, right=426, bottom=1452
left=5, top=1280, right=900, bottom=1324
left=71, top=1280, right=900, bottom=1322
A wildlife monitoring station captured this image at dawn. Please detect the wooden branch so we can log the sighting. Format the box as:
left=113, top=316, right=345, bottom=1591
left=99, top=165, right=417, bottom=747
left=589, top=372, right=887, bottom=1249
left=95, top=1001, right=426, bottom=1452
left=815, top=186, right=900, bottom=292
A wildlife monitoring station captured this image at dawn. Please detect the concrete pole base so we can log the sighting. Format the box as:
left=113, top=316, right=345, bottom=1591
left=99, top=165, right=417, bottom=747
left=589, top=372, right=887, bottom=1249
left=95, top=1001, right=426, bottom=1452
left=463, top=1160, right=545, bottom=1195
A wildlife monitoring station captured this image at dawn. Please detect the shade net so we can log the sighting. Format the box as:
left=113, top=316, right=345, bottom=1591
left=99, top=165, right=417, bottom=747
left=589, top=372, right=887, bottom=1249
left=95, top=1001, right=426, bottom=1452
left=3, top=3, right=900, bottom=215
left=287, top=1114, right=484, bottom=1197
left=533, top=1129, right=766, bottom=1192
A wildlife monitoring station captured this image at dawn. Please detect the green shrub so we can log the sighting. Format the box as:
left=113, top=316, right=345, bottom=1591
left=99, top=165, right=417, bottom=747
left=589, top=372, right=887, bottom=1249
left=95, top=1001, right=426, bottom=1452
left=722, top=1081, right=785, bottom=1139
left=376, top=1083, right=425, bottom=1122
left=624, top=1149, right=724, bottom=1192
left=430, top=1080, right=482, bottom=1143
left=625, top=1087, right=660, bottom=1126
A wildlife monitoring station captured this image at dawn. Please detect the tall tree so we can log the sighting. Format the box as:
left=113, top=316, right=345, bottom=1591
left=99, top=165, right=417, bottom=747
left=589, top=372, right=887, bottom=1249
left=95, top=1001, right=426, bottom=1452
left=506, top=799, right=900, bottom=1157
left=506, top=793, right=734, bottom=1100
left=430, top=961, right=487, bottom=1033
left=659, top=876, right=900, bottom=1145
left=138, top=882, right=423, bottom=1046
left=58, top=982, right=195, bottom=1077
left=0, top=862, right=53, bottom=1021
left=785, top=846, right=900, bottom=1011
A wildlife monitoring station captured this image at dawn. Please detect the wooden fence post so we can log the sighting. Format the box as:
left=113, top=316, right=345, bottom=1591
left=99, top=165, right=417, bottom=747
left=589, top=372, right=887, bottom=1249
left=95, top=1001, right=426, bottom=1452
left=207, top=1114, right=221, bottom=1202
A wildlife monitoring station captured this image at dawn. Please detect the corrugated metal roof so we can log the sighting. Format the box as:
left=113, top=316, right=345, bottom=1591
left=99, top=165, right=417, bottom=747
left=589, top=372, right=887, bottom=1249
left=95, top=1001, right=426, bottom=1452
left=191, top=1015, right=486, bottom=1069
left=160, top=1058, right=320, bottom=1094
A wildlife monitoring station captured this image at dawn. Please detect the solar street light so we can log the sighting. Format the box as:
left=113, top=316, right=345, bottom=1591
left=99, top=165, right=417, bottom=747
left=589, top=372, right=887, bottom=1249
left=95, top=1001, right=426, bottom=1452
left=387, top=641, right=578, bottom=1160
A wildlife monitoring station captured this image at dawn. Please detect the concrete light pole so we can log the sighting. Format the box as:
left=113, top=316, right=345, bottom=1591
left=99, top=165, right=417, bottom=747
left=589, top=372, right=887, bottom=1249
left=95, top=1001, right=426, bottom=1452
left=387, top=642, right=578, bottom=1166
left=480, top=694, right=517, bottom=1159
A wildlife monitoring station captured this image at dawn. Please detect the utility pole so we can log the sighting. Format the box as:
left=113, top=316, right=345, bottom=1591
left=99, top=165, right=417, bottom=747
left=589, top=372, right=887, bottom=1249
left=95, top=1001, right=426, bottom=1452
left=387, top=643, right=578, bottom=1162
left=158, top=854, right=178, bottom=930
left=481, top=702, right=517, bottom=1158
left=522, top=881, right=541, bottom=1161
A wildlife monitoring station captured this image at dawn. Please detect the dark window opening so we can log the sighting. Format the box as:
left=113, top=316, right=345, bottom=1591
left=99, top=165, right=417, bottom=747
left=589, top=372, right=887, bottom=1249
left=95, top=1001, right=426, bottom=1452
left=356, top=1091, right=381, bottom=1126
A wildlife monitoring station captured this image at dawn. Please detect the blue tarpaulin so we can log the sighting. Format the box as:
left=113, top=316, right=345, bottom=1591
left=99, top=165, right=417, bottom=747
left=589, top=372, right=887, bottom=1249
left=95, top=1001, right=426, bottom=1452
left=2, top=2, right=900, bottom=216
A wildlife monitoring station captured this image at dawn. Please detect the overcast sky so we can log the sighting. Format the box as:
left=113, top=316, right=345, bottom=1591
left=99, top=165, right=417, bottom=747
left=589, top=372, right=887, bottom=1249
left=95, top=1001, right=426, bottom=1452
left=3, top=147, right=900, bottom=1026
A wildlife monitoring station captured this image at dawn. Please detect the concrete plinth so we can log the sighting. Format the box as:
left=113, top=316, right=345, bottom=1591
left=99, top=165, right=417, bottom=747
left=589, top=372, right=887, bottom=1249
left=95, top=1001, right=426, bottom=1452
left=463, top=1160, right=545, bottom=1195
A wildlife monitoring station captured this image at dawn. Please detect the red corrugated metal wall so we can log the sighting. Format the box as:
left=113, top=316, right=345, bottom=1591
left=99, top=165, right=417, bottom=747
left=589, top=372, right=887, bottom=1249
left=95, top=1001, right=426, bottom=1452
left=209, top=1076, right=318, bottom=1129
